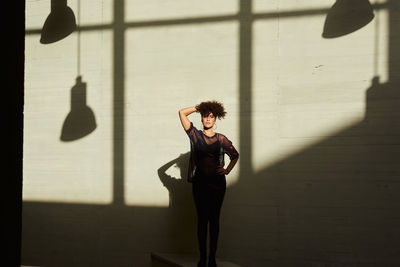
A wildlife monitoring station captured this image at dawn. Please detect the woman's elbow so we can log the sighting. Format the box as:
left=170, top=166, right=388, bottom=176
left=232, top=154, right=239, bottom=160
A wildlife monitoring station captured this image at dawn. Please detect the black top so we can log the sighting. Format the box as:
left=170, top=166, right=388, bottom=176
left=185, top=122, right=239, bottom=188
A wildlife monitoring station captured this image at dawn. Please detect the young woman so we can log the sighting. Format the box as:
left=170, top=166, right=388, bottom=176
left=179, top=101, right=239, bottom=267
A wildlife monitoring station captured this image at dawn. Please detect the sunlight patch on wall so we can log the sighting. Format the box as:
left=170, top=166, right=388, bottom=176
left=74, top=0, right=113, bottom=26
left=25, top=0, right=49, bottom=29
left=373, top=2, right=389, bottom=83
left=254, top=0, right=331, bottom=14
left=124, top=22, right=239, bottom=206
left=25, top=0, right=113, bottom=31
left=23, top=14, right=114, bottom=204
left=252, top=4, right=388, bottom=173
left=125, top=0, right=238, bottom=22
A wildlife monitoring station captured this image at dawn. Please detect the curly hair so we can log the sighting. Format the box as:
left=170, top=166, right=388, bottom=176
left=195, top=100, right=226, bottom=119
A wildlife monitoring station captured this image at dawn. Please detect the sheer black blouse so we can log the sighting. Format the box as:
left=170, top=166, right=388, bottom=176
left=185, top=122, right=239, bottom=188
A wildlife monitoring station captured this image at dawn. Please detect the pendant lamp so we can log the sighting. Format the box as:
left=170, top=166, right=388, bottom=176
left=323, top=0, right=374, bottom=38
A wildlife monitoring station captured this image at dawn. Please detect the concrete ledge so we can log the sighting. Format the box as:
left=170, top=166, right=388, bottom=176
left=151, top=253, right=242, bottom=267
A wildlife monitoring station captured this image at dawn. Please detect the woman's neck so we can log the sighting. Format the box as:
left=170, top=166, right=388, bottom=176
left=202, top=128, right=215, bottom=137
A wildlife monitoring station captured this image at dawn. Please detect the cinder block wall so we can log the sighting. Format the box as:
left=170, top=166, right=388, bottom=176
left=22, top=1, right=400, bottom=266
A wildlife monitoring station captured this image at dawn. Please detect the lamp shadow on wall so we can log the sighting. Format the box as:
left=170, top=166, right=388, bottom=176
left=60, top=76, right=97, bottom=141
left=322, top=0, right=374, bottom=38
left=40, top=0, right=77, bottom=44
left=21, top=1, right=400, bottom=266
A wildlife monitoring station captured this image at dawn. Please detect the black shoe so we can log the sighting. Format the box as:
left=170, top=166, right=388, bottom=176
left=208, top=258, right=217, bottom=267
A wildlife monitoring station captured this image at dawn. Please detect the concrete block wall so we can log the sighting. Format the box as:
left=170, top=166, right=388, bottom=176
left=22, top=0, right=400, bottom=266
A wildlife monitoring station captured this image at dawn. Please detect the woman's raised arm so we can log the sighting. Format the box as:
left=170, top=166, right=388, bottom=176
left=179, top=106, right=197, bottom=131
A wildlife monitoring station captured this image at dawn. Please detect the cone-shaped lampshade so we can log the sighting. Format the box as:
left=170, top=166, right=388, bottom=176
left=323, top=0, right=374, bottom=38
left=41, top=0, right=77, bottom=44
left=61, top=76, right=97, bottom=141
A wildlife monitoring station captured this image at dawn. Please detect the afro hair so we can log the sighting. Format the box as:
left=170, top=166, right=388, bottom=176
left=195, top=100, right=226, bottom=120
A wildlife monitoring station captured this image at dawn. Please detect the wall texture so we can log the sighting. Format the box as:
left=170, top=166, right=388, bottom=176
left=22, top=0, right=400, bottom=266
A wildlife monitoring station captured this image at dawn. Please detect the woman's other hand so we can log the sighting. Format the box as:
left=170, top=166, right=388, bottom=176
left=216, top=166, right=229, bottom=175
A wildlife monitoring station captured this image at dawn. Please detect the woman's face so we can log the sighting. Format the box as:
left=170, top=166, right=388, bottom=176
left=202, top=112, right=216, bottom=129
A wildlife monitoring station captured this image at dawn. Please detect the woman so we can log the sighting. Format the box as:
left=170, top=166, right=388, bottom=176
left=179, top=101, right=239, bottom=267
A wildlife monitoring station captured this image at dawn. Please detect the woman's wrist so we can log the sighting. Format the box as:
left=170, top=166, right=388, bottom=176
left=180, top=106, right=197, bottom=116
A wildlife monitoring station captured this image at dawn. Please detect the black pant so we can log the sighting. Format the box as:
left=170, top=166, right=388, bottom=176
left=192, top=182, right=226, bottom=260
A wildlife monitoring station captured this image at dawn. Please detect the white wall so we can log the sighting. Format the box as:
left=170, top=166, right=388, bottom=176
left=23, top=0, right=400, bottom=266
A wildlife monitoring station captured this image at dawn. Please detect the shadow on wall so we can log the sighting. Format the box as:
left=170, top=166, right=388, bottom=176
left=222, top=77, right=400, bottom=265
left=322, top=0, right=375, bottom=38
left=157, top=152, right=198, bottom=254
left=21, top=79, right=400, bottom=267
left=40, top=0, right=77, bottom=44
left=21, top=1, right=400, bottom=266
left=21, top=154, right=198, bottom=267
left=60, top=76, right=97, bottom=141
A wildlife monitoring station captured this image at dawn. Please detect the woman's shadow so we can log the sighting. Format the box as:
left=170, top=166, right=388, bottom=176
left=157, top=152, right=198, bottom=254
